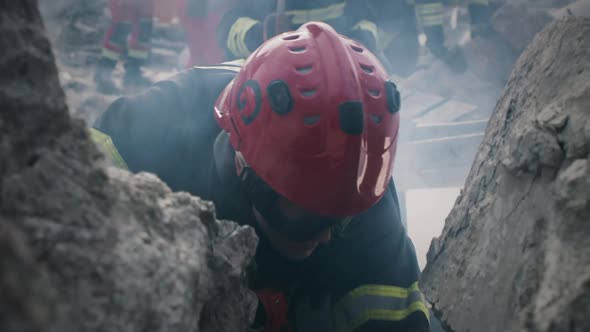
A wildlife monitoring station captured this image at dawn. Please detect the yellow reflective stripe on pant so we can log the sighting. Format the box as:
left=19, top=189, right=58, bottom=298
left=128, top=49, right=149, bottom=60
left=333, top=282, right=429, bottom=332
left=288, top=3, right=345, bottom=25
left=415, top=2, right=444, bottom=27
left=101, top=47, right=121, bottom=61
left=470, top=0, right=489, bottom=5
left=227, top=17, right=259, bottom=58
left=89, top=128, right=129, bottom=170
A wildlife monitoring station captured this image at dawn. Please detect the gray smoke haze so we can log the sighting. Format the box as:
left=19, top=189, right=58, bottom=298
left=37, top=0, right=590, bottom=268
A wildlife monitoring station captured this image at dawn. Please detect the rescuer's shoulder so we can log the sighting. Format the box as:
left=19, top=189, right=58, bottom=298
left=91, top=61, right=244, bottom=196
left=95, top=60, right=243, bottom=133
left=147, top=59, right=244, bottom=109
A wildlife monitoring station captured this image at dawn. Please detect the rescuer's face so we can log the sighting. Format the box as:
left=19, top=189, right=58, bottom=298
left=253, top=197, right=340, bottom=261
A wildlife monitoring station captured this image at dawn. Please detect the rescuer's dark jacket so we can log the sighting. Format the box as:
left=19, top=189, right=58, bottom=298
left=217, top=0, right=379, bottom=60
left=93, top=63, right=432, bottom=332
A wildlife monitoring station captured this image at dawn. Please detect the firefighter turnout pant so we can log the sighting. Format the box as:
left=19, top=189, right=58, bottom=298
left=101, top=0, right=155, bottom=65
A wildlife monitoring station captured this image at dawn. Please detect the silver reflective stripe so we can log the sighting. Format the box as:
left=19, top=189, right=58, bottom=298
left=192, top=60, right=244, bottom=73
left=333, top=282, right=429, bottom=332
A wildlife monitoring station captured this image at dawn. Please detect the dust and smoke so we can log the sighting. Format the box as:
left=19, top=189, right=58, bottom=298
left=37, top=0, right=588, bottom=268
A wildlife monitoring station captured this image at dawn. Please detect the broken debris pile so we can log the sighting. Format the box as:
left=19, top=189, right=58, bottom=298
left=422, top=17, right=590, bottom=332
left=0, top=2, right=257, bottom=332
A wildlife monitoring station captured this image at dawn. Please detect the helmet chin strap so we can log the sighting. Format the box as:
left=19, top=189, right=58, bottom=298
left=215, top=131, right=350, bottom=242
left=213, top=130, right=282, bottom=233
left=212, top=131, right=253, bottom=218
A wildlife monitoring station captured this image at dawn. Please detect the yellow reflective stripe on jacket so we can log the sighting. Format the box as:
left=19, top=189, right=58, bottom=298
left=89, top=128, right=129, bottom=170
left=415, top=2, right=444, bottom=27
left=228, top=17, right=259, bottom=58
left=333, top=282, right=429, bottom=332
left=288, top=2, right=345, bottom=24
left=352, top=20, right=379, bottom=42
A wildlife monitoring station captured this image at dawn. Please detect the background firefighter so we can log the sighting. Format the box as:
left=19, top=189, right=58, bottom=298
left=178, top=0, right=238, bottom=67
left=368, top=0, right=494, bottom=76
left=216, top=0, right=383, bottom=65
left=94, top=0, right=155, bottom=94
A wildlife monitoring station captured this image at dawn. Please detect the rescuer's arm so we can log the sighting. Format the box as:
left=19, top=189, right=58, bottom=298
left=332, top=180, right=432, bottom=332
left=94, top=67, right=236, bottom=195
left=344, top=0, right=380, bottom=53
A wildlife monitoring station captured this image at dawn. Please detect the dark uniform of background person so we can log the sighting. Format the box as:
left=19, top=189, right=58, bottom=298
left=366, top=0, right=493, bottom=76
left=92, top=22, right=445, bottom=332
left=216, top=0, right=381, bottom=61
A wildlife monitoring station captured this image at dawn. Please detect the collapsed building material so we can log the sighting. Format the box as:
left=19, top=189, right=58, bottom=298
left=422, top=17, right=590, bottom=332
left=0, top=2, right=257, bottom=332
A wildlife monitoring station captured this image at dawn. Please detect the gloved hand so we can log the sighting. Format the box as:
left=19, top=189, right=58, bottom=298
left=253, top=289, right=294, bottom=332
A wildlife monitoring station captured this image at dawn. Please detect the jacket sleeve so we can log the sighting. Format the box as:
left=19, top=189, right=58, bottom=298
left=217, top=0, right=273, bottom=60
left=343, top=0, right=379, bottom=53
left=330, top=180, right=431, bottom=332
left=333, top=271, right=431, bottom=332
left=93, top=65, right=237, bottom=197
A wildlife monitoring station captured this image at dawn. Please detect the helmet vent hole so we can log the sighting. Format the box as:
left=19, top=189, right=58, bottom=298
left=303, top=115, right=321, bottom=125
left=300, top=88, right=317, bottom=97
left=295, top=65, right=313, bottom=74
left=283, top=34, right=300, bottom=41
left=289, top=46, right=307, bottom=53
left=371, top=114, right=383, bottom=124
left=351, top=45, right=364, bottom=53
left=368, top=88, right=380, bottom=97
left=360, top=64, right=374, bottom=74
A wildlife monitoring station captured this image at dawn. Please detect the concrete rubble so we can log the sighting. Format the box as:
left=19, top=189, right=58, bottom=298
left=422, top=17, right=590, bottom=332
left=0, top=2, right=257, bottom=332
left=2, top=1, right=589, bottom=332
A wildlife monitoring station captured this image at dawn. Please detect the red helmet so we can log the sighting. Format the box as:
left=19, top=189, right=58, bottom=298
left=214, top=22, right=400, bottom=217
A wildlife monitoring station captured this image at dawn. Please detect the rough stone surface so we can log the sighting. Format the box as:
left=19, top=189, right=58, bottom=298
left=0, top=2, right=257, bottom=332
left=422, top=17, right=590, bottom=332
left=0, top=221, right=59, bottom=332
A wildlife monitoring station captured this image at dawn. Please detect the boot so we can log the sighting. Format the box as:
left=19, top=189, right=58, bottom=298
left=94, top=58, right=119, bottom=95
left=123, top=59, right=152, bottom=89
